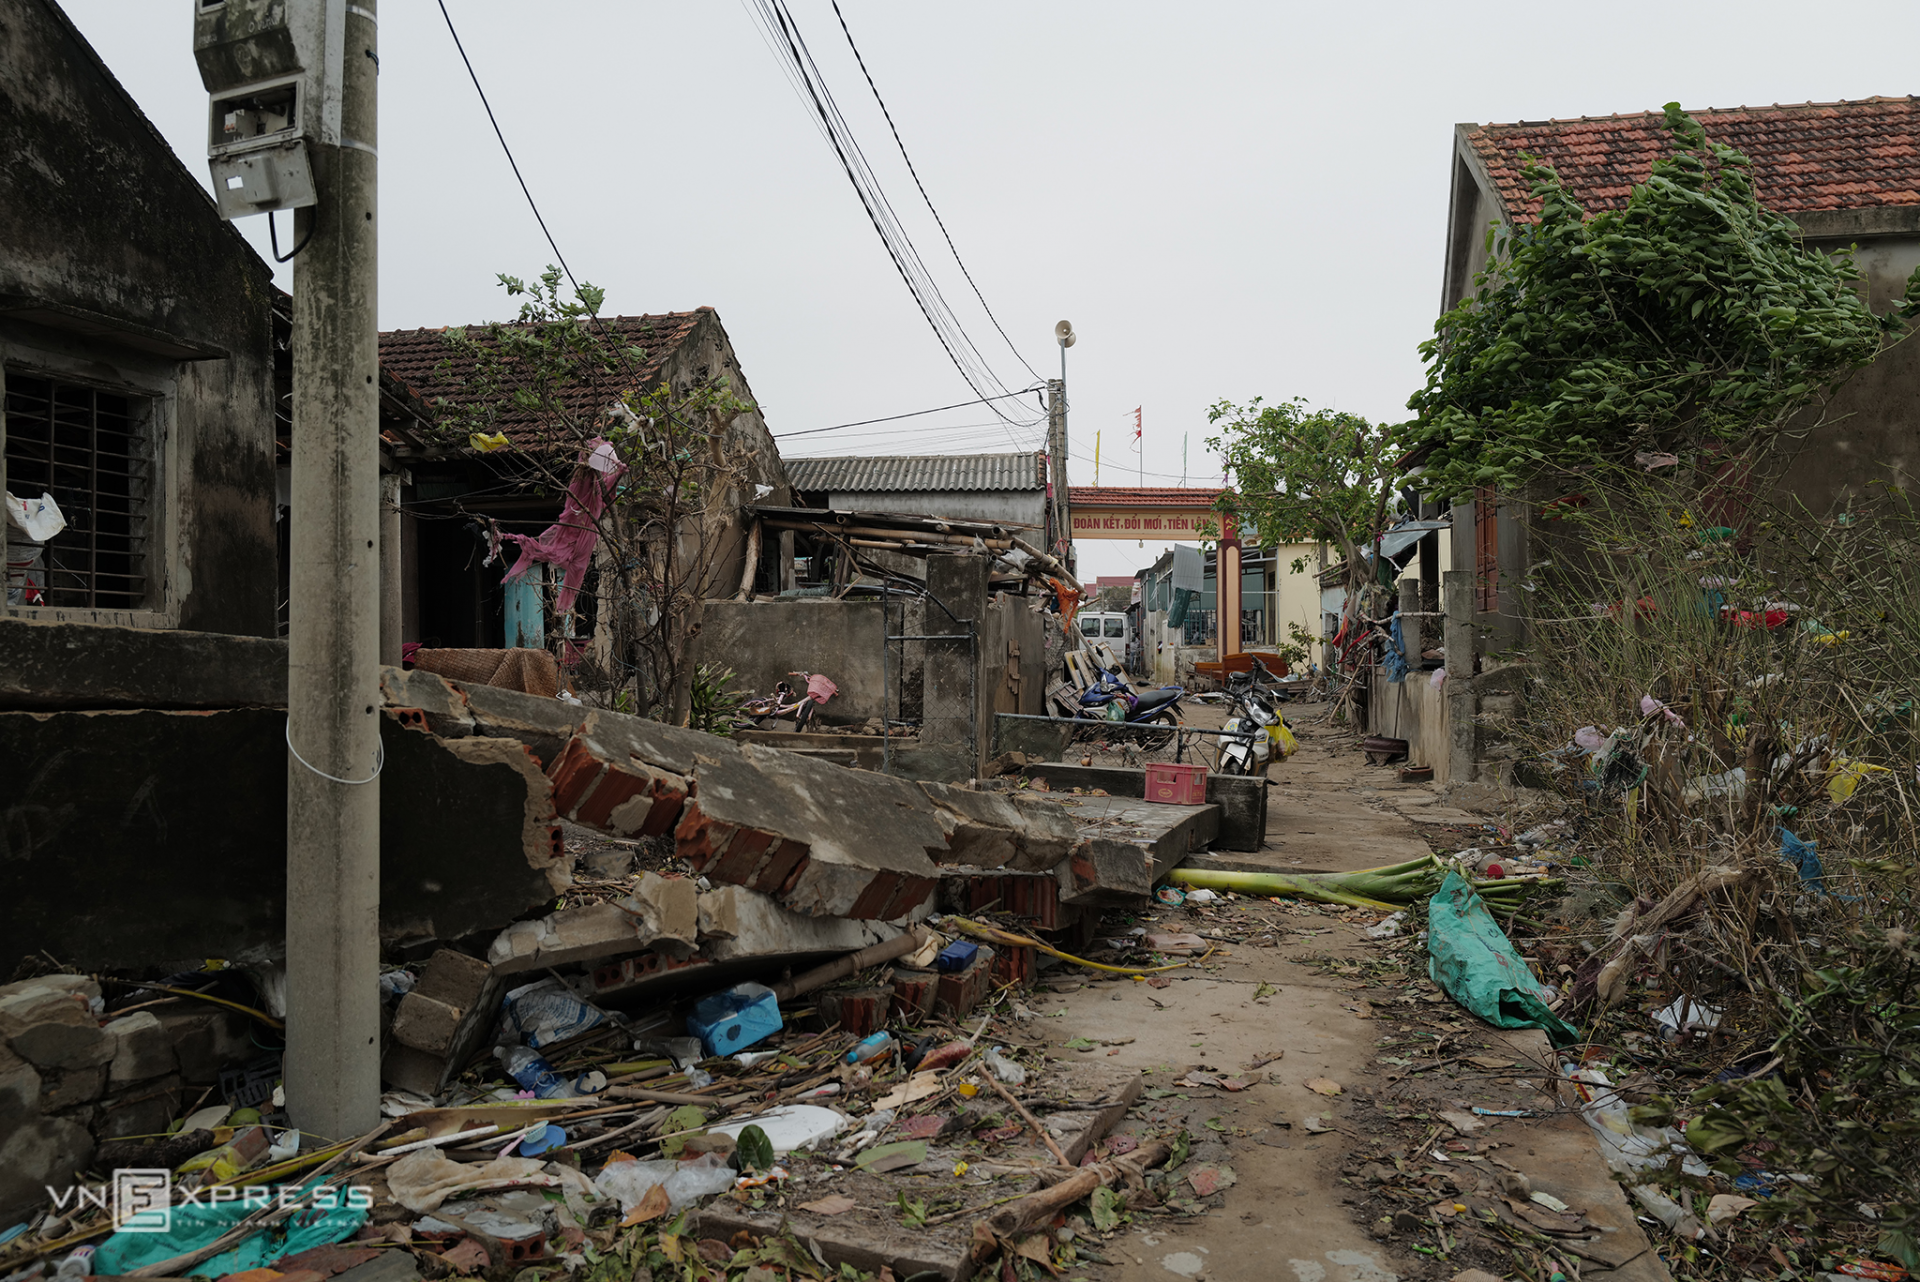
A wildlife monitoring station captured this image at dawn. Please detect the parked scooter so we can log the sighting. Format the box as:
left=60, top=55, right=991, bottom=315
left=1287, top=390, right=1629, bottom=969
left=1075, top=664, right=1186, bottom=751
left=1217, top=659, right=1296, bottom=775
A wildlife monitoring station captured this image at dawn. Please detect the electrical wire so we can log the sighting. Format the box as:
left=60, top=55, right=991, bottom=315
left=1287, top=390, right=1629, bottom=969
left=743, top=0, right=1034, bottom=444
left=772, top=387, right=1043, bottom=438
left=828, top=0, right=1040, bottom=383
left=436, top=0, right=580, bottom=299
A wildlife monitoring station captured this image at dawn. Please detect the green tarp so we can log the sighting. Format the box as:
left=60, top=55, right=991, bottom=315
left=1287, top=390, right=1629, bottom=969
left=1427, top=871, right=1580, bottom=1047
left=91, top=1182, right=366, bottom=1279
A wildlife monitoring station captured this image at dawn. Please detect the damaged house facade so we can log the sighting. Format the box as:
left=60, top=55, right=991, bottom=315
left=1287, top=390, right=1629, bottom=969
left=1373, top=96, right=1920, bottom=788
left=2, top=0, right=277, bottom=634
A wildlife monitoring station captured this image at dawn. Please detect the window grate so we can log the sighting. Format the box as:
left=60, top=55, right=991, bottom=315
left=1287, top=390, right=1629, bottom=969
left=4, top=373, right=152, bottom=609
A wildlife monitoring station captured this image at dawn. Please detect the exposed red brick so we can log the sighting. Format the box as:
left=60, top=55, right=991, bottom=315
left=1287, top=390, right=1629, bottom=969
left=878, top=875, right=937, bottom=921
left=712, top=827, right=775, bottom=887
left=847, top=871, right=904, bottom=921
left=753, top=838, right=809, bottom=894
left=891, top=970, right=938, bottom=1021
left=991, top=944, right=1036, bottom=989
left=674, top=802, right=733, bottom=872
left=545, top=737, right=604, bottom=816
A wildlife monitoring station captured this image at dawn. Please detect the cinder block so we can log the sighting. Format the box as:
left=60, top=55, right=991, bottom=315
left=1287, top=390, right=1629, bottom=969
left=39, top=1066, right=104, bottom=1111
left=390, top=993, right=463, bottom=1055
left=413, top=949, right=492, bottom=1007
left=0, top=1043, right=41, bottom=1137
left=106, top=1011, right=177, bottom=1084
left=0, top=976, right=109, bottom=1072
left=380, top=1042, right=446, bottom=1098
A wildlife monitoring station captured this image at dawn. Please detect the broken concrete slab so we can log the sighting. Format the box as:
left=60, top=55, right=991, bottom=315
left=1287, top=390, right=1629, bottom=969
left=2, top=707, right=569, bottom=969
left=1046, top=795, right=1219, bottom=904
left=675, top=742, right=945, bottom=920
left=695, top=885, right=902, bottom=962
left=918, top=781, right=1078, bottom=871
left=487, top=873, right=698, bottom=975
left=378, top=718, right=568, bottom=946
left=545, top=710, right=696, bottom=837
left=1019, top=761, right=1267, bottom=851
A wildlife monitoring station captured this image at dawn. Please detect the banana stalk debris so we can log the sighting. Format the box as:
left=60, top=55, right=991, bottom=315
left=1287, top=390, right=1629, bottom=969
left=1168, top=853, right=1557, bottom=916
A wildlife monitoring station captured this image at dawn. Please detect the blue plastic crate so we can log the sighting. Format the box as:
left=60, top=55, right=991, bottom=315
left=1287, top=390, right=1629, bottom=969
left=688, top=982, right=783, bottom=1057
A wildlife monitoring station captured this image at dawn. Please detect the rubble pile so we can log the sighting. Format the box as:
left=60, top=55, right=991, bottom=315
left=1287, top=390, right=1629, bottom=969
left=0, top=667, right=1248, bottom=1280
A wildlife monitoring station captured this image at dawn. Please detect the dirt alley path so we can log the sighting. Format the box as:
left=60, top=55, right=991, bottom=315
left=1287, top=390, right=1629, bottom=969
left=1033, top=701, right=1669, bottom=1282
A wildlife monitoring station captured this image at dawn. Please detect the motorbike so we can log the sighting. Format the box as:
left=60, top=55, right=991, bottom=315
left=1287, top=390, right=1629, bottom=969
left=1074, top=663, right=1186, bottom=751
left=1217, top=658, right=1296, bottom=775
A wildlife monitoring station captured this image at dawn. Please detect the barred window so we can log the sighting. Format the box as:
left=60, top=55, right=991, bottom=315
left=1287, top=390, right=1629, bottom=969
left=4, top=373, right=153, bottom=610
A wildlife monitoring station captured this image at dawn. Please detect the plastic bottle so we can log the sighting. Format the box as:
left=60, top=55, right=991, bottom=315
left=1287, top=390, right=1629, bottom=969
left=844, top=1032, right=897, bottom=1065
left=55, top=1248, right=94, bottom=1281
left=495, top=1045, right=576, bottom=1099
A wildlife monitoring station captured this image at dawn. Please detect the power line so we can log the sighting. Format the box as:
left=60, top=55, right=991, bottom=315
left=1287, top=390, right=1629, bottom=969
left=828, top=0, right=1040, bottom=384
left=771, top=387, right=1042, bottom=438
left=436, top=1, right=580, bottom=304
left=743, top=0, right=1032, bottom=444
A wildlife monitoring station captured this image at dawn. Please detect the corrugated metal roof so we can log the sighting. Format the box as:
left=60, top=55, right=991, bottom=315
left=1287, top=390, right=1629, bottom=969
left=786, top=452, right=1044, bottom=494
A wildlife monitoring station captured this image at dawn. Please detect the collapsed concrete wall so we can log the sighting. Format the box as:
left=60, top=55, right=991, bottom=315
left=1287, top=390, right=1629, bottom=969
left=3, top=622, right=1220, bottom=975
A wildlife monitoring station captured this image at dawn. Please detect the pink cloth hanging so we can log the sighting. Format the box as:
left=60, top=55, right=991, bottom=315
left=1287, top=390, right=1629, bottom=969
left=499, top=438, right=626, bottom=615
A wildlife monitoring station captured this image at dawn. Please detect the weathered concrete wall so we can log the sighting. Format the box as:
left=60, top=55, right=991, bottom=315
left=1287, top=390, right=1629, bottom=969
left=1786, top=223, right=1920, bottom=513
left=0, top=618, right=285, bottom=709
left=1366, top=668, right=1452, bottom=787
left=692, top=596, right=924, bottom=725
left=0, top=0, right=277, bottom=636
left=0, top=707, right=565, bottom=970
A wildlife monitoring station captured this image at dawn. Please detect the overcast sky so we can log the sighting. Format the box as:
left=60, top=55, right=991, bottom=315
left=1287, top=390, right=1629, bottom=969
left=62, top=1, right=1917, bottom=580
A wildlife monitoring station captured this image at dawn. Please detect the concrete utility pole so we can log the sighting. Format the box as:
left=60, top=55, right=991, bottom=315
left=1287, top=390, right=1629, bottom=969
left=285, top=0, right=381, bottom=1138
left=1046, top=378, right=1068, bottom=557
left=1051, top=319, right=1077, bottom=576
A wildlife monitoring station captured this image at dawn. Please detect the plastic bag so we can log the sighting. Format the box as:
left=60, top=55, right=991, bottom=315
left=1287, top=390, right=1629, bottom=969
left=501, top=978, right=609, bottom=1049
left=1426, top=872, right=1579, bottom=1046
left=1563, top=1064, right=1709, bottom=1178
left=594, top=1153, right=736, bottom=1213
left=983, top=1046, right=1027, bottom=1085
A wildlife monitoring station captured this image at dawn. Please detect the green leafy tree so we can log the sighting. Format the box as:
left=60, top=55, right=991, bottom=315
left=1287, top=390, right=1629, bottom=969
left=435, top=268, right=759, bottom=722
left=1205, top=397, right=1398, bottom=595
left=1403, top=105, right=1918, bottom=498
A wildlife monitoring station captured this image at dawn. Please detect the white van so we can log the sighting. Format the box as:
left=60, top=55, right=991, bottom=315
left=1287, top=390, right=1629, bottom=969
left=1076, top=611, right=1132, bottom=653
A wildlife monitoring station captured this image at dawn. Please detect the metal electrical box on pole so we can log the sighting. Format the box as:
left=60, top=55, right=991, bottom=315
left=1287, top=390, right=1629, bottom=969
left=194, top=0, right=382, bottom=1139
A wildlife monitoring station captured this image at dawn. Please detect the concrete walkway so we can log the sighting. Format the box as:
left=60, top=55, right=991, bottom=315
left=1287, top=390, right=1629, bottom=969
left=1037, top=703, right=1668, bottom=1282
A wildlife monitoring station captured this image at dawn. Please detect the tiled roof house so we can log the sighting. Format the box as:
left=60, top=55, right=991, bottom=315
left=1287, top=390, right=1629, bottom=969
left=370, top=307, right=789, bottom=650
left=1441, top=96, right=1920, bottom=628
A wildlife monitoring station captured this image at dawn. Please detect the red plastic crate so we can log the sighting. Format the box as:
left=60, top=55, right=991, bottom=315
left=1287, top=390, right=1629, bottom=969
left=1145, top=762, right=1208, bottom=804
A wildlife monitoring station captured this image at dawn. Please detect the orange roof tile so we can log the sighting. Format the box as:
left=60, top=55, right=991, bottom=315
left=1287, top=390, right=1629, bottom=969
left=1468, top=97, right=1920, bottom=222
left=378, top=309, right=710, bottom=443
